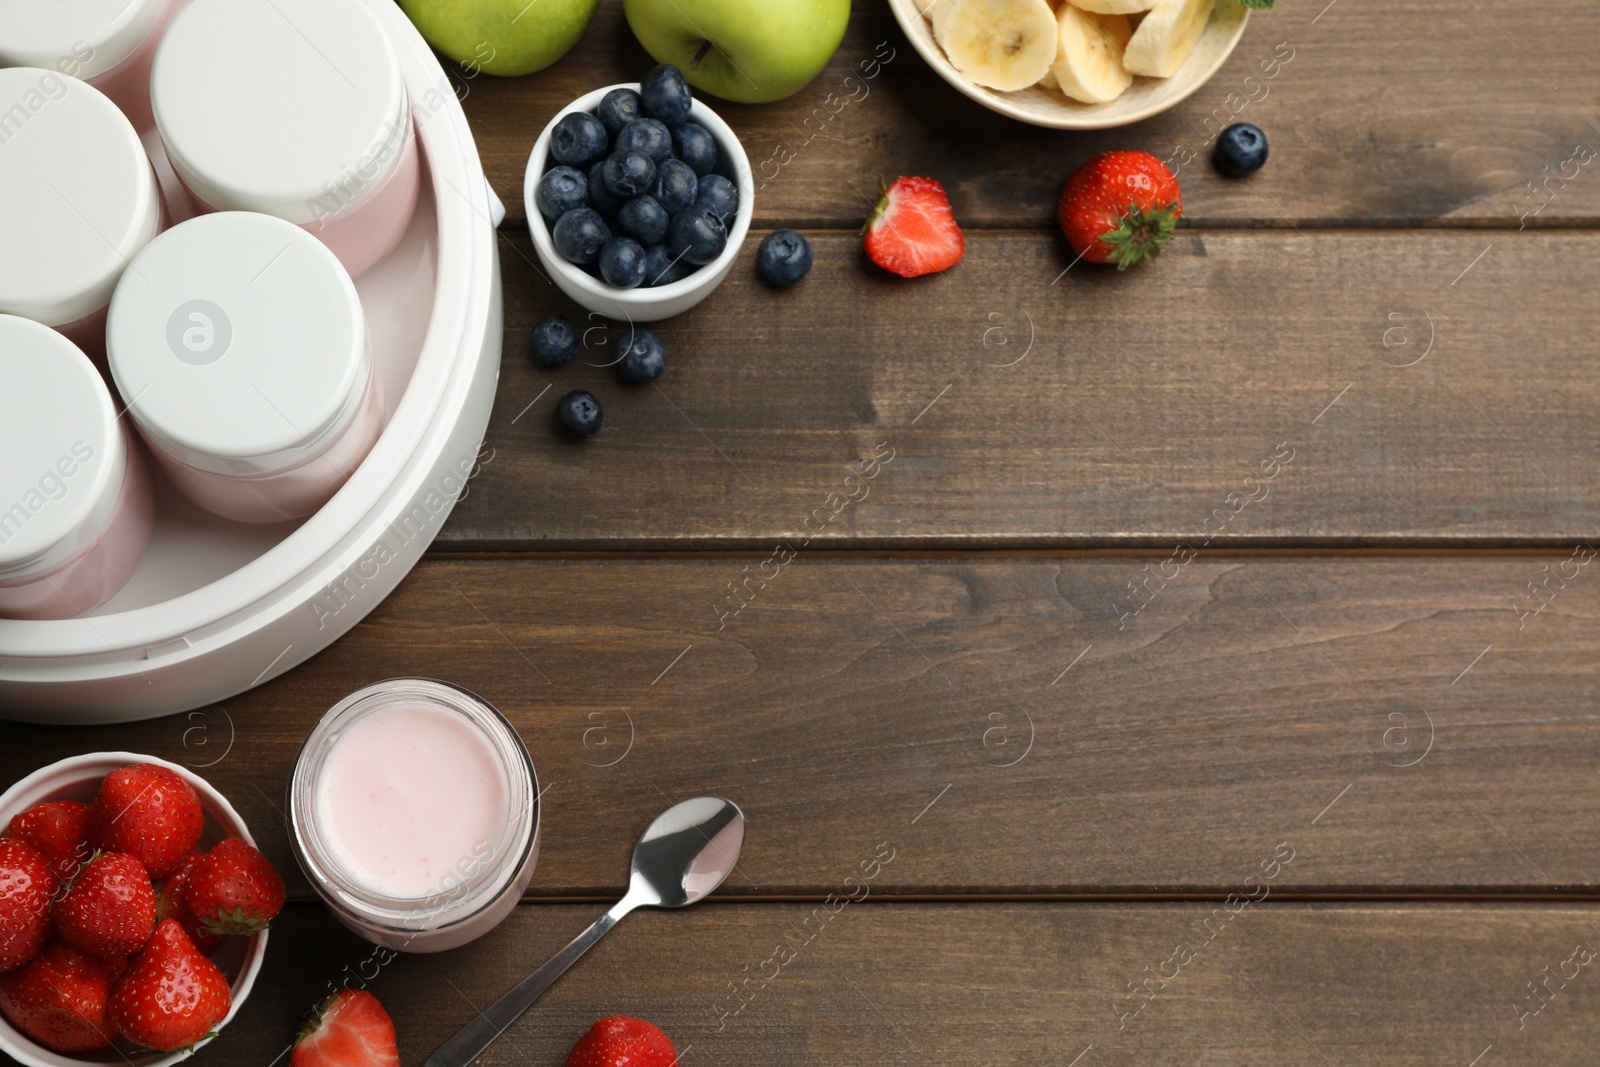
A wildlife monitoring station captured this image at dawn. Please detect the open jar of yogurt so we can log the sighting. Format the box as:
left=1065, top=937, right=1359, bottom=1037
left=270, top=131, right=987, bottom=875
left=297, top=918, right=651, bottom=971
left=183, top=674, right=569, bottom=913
left=288, top=679, right=540, bottom=953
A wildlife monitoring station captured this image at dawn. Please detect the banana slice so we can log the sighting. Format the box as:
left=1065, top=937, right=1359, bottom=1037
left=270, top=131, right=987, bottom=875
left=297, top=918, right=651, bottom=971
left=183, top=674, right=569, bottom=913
left=1037, top=67, right=1060, bottom=91
left=934, top=0, right=1059, bottom=93
left=1068, top=0, right=1158, bottom=15
left=1051, top=4, right=1133, bottom=103
left=1122, top=0, right=1214, bottom=78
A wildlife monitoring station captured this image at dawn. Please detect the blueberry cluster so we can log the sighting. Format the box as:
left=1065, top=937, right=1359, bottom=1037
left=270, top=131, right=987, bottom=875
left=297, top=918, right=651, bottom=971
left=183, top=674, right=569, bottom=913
left=531, top=314, right=671, bottom=439
left=537, top=65, right=740, bottom=289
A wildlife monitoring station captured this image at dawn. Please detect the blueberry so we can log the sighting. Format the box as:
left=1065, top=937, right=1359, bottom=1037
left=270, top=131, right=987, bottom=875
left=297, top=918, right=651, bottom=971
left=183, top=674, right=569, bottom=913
left=602, top=151, right=657, bottom=197
left=587, top=161, right=625, bottom=218
left=668, top=205, right=727, bottom=266
left=614, top=328, right=667, bottom=384
left=756, top=229, right=813, bottom=287
left=671, top=122, right=718, bottom=177
left=557, top=389, right=602, bottom=438
left=654, top=158, right=698, bottom=215
left=530, top=314, right=578, bottom=366
left=1214, top=123, right=1269, bottom=178
left=552, top=207, right=610, bottom=265
left=640, top=64, right=692, bottom=126
left=535, top=165, right=588, bottom=222
left=695, top=173, right=739, bottom=223
left=596, top=88, right=642, bottom=138
left=598, top=237, right=647, bottom=288
left=614, top=118, right=673, bottom=163
left=550, top=111, right=609, bottom=167
left=642, top=244, right=690, bottom=287
left=617, top=195, right=669, bottom=245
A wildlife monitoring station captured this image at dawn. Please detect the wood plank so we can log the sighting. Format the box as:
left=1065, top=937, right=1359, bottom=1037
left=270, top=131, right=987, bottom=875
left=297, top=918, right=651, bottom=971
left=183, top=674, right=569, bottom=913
left=7, top=555, right=1597, bottom=897
left=455, top=0, right=1600, bottom=229
left=439, top=230, right=1599, bottom=550
left=111, top=902, right=1600, bottom=1067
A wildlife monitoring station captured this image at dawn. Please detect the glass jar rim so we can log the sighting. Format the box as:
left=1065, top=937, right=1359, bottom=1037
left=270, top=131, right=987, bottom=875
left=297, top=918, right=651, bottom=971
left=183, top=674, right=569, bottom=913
left=288, top=678, right=538, bottom=936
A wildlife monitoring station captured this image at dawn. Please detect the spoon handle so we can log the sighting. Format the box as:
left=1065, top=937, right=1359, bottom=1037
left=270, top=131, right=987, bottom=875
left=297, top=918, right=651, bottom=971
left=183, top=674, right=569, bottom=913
left=423, top=898, right=639, bottom=1067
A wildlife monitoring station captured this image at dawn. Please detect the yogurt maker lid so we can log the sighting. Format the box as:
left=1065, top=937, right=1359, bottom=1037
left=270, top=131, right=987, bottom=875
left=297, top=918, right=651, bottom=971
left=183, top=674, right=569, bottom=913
left=0, top=316, right=127, bottom=581
left=0, top=0, right=167, bottom=80
left=0, top=68, right=161, bottom=327
left=107, top=212, right=370, bottom=476
left=152, top=0, right=410, bottom=225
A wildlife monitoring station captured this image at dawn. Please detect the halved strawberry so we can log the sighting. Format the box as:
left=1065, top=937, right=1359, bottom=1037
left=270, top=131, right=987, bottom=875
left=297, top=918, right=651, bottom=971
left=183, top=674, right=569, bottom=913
left=290, top=990, right=399, bottom=1067
left=863, top=176, right=966, bottom=278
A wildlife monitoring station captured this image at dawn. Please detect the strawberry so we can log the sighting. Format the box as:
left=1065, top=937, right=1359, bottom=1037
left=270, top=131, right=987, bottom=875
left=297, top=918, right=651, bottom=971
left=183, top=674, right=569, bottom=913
left=290, top=990, right=400, bottom=1067
left=0, top=939, right=125, bottom=1052
left=863, top=176, right=965, bottom=278
left=5, top=800, right=93, bottom=881
left=1057, top=150, right=1184, bottom=270
left=109, top=919, right=231, bottom=1052
left=88, top=763, right=205, bottom=879
left=0, top=839, right=56, bottom=973
left=54, top=852, right=156, bottom=958
left=182, top=837, right=285, bottom=936
left=567, top=1016, right=680, bottom=1067
left=155, top=851, right=221, bottom=955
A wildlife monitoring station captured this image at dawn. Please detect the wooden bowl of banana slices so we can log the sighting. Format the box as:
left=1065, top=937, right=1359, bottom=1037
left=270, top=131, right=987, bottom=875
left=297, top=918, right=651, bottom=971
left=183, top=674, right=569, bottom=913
left=889, top=0, right=1251, bottom=129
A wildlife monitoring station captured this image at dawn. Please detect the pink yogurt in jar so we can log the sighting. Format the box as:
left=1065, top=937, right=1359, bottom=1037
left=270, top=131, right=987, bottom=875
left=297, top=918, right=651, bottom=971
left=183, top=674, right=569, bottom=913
left=0, top=0, right=183, bottom=131
left=0, top=316, right=155, bottom=620
left=0, top=68, right=164, bottom=362
left=107, top=212, right=383, bottom=524
left=289, top=679, right=540, bottom=953
left=151, top=0, right=420, bottom=278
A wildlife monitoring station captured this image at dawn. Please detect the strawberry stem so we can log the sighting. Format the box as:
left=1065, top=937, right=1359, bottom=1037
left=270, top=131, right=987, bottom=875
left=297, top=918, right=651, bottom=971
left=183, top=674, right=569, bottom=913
left=1099, top=201, right=1182, bottom=270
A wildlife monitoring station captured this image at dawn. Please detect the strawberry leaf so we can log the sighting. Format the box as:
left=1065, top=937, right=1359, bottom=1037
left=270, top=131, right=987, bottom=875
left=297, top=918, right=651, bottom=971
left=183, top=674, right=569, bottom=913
left=1098, top=201, right=1182, bottom=271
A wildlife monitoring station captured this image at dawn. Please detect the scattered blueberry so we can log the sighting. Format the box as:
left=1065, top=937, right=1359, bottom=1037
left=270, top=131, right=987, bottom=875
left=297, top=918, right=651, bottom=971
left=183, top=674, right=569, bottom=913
left=552, top=207, right=611, bottom=265
left=641, top=244, right=687, bottom=287
left=535, top=165, right=588, bottom=222
left=757, top=229, right=813, bottom=287
left=1214, top=123, right=1269, bottom=178
left=640, top=64, right=692, bottom=126
left=671, top=122, right=718, bottom=177
left=597, top=87, right=643, bottom=138
left=654, top=158, right=698, bottom=215
left=599, top=237, right=648, bottom=288
left=557, top=389, right=603, bottom=438
left=550, top=111, right=609, bottom=167
left=618, top=195, right=669, bottom=245
left=602, top=151, right=657, bottom=197
left=587, top=160, right=626, bottom=217
left=614, top=328, right=667, bottom=384
left=695, top=173, right=739, bottom=223
left=615, top=118, right=673, bottom=163
left=529, top=314, right=579, bottom=366
left=668, top=205, right=727, bottom=266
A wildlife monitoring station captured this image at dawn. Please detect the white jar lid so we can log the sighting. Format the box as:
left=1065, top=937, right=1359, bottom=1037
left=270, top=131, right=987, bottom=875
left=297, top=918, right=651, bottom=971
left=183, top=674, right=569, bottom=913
left=0, top=0, right=167, bottom=80
left=0, top=316, right=128, bottom=581
left=152, top=0, right=409, bottom=225
left=107, top=212, right=370, bottom=477
left=0, top=69, right=161, bottom=327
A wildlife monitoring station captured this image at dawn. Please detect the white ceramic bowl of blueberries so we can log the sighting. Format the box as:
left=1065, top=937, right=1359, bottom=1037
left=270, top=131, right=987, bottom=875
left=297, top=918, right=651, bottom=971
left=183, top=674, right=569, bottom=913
left=525, top=66, right=755, bottom=323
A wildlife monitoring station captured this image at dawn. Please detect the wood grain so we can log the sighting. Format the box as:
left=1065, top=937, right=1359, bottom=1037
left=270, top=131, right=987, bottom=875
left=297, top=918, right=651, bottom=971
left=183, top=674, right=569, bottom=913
left=7, top=555, right=1595, bottom=897
left=106, top=901, right=1600, bottom=1067
left=438, top=230, right=1599, bottom=550
left=457, top=0, right=1600, bottom=229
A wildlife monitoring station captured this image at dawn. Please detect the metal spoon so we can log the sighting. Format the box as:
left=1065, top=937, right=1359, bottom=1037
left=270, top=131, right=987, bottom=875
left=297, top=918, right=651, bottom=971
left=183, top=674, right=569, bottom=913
left=423, top=796, right=746, bottom=1067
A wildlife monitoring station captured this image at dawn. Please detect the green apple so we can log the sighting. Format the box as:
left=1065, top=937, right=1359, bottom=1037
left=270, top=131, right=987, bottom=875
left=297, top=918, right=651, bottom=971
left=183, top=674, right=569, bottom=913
left=400, top=0, right=600, bottom=77
left=622, top=0, right=850, bottom=103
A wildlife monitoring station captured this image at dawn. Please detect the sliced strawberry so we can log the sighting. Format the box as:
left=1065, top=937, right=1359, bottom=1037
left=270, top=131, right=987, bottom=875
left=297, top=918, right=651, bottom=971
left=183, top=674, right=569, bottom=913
left=109, top=919, right=230, bottom=1052
left=182, top=838, right=285, bottom=937
left=4, top=800, right=93, bottom=881
left=54, top=853, right=156, bottom=958
left=567, top=1016, right=679, bottom=1067
left=290, top=990, right=399, bottom=1067
left=0, top=939, right=124, bottom=1052
left=863, top=176, right=966, bottom=278
left=0, top=840, right=55, bottom=973
left=89, top=763, right=205, bottom=879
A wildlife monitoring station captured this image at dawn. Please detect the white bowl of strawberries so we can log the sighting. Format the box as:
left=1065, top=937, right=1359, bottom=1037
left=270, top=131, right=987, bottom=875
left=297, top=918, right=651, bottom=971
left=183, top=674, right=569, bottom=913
left=0, top=755, right=277, bottom=1066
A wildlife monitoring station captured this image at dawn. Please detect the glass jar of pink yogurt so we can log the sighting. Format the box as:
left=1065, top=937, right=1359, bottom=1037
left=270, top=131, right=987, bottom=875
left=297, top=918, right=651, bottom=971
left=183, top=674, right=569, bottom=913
left=0, top=0, right=183, bottom=131
left=289, top=679, right=541, bottom=953
left=0, top=316, right=155, bottom=620
left=151, top=0, right=420, bottom=278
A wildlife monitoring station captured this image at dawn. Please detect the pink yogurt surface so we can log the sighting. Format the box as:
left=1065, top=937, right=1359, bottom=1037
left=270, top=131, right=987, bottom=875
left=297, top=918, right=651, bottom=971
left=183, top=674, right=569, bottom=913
left=316, top=701, right=509, bottom=898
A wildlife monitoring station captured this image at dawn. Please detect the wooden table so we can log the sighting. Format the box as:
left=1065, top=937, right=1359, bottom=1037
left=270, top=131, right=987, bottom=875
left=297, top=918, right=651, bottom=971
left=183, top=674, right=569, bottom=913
left=7, top=0, right=1600, bottom=1062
